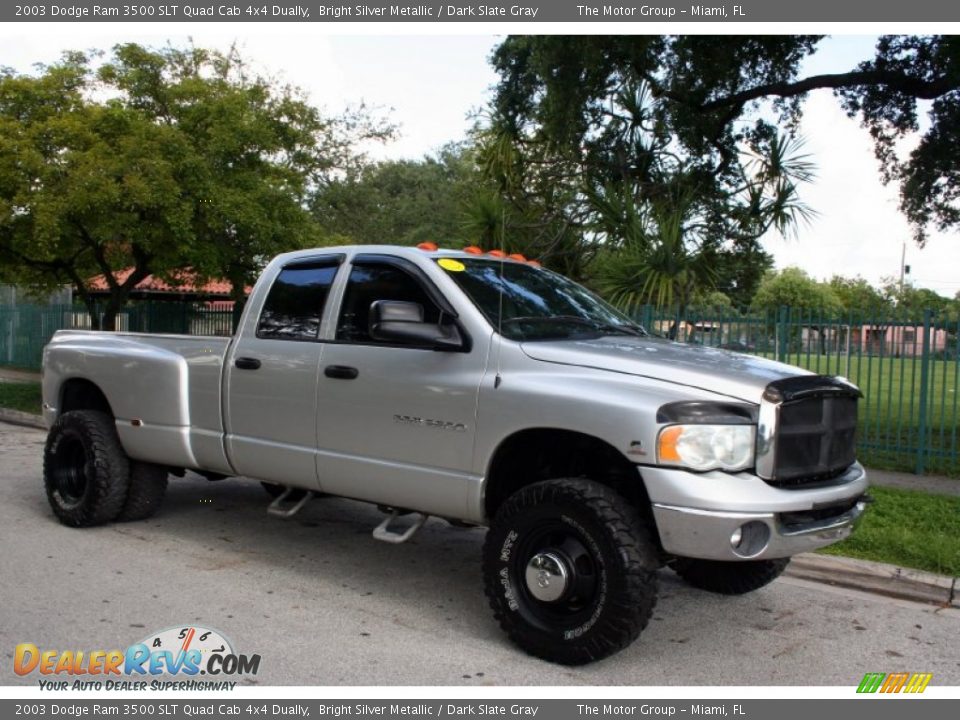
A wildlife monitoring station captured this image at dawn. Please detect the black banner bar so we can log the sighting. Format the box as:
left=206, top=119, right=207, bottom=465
left=4, top=0, right=960, bottom=23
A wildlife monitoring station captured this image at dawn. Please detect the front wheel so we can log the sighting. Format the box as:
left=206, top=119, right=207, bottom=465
left=482, top=478, right=659, bottom=665
left=670, top=557, right=789, bottom=595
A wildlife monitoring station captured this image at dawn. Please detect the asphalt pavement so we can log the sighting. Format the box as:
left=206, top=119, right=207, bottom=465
left=1, top=420, right=958, bottom=686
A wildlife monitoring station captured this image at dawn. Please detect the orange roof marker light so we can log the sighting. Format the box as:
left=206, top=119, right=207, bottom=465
left=527, top=260, right=542, bottom=267
left=488, top=249, right=507, bottom=258
left=508, top=253, right=527, bottom=262
left=416, top=242, right=439, bottom=251
left=463, top=246, right=484, bottom=255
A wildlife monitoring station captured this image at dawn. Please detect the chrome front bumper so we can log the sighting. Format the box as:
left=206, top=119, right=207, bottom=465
left=643, top=463, right=868, bottom=561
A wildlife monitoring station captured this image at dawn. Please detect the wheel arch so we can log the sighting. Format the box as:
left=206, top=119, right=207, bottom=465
left=59, top=378, right=114, bottom=419
left=483, top=428, right=657, bottom=537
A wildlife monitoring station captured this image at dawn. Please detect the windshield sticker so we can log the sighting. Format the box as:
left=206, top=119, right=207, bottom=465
left=437, top=258, right=466, bottom=272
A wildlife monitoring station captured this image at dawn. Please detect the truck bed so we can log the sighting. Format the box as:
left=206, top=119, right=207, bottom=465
left=43, top=330, right=233, bottom=474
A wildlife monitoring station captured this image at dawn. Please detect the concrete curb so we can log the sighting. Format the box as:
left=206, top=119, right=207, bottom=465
left=0, top=408, right=45, bottom=430
left=786, top=553, right=958, bottom=608
left=0, top=414, right=956, bottom=608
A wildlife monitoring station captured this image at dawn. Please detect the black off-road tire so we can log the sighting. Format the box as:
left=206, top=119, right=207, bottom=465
left=43, top=410, right=130, bottom=527
left=670, top=557, right=790, bottom=595
left=482, top=478, right=659, bottom=665
left=117, top=461, right=168, bottom=522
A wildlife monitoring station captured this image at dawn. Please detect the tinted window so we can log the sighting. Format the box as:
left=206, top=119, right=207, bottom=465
left=436, top=258, right=645, bottom=341
left=336, top=263, right=440, bottom=343
left=257, top=262, right=339, bottom=341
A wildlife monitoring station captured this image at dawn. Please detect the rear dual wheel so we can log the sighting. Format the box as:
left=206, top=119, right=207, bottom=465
left=44, top=410, right=167, bottom=526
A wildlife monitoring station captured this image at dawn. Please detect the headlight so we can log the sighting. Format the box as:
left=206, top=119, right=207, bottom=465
left=657, top=424, right=756, bottom=472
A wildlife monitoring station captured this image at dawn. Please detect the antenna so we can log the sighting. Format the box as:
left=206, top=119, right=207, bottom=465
left=494, top=206, right=506, bottom=389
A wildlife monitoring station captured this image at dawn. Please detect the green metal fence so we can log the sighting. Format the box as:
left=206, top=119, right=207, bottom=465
left=0, top=300, right=957, bottom=476
left=0, top=301, right=234, bottom=370
left=634, top=306, right=960, bottom=477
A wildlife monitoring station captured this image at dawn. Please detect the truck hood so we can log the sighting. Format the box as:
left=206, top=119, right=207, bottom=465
left=520, top=336, right=811, bottom=403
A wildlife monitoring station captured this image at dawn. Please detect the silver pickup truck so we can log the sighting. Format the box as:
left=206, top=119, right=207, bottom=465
left=41, top=244, right=868, bottom=665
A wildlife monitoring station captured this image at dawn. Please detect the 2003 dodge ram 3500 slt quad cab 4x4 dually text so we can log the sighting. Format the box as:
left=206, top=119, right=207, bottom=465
left=41, top=244, right=868, bottom=665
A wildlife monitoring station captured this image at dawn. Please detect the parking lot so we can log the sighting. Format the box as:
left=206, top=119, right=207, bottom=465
left=1, top=420, right=958, bottom=686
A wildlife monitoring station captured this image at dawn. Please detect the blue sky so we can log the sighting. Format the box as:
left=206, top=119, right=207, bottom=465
left=3, top=29, right=957, bottom=297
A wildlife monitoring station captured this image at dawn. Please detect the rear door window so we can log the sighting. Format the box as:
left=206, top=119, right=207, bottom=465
left=256, top=260, right=341, bottom=341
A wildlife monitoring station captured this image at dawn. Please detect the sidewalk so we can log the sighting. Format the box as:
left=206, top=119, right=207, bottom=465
left=866, top=468, right=960, bottom=497
left=0, top=366, right=40, bottom=383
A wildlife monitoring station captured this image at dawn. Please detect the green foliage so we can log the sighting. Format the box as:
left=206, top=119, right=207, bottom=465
left=486, top=34, right=960, bottom=284
left=483, top=37, right=826, bottom=306
left=879, top=277, right=953, bottom=317
left=589, top=188, right=718, bottom=319
left=311, top=144, right=475, bottom=247
left=752, top=267, right=843, bottom=313
left=836, top=36, right=960, bottom=243
left=0, top=43, right=391, bottom=328
left=828, top=275, right=890, bottom=314
left=689, top=290, right=736, bottom=315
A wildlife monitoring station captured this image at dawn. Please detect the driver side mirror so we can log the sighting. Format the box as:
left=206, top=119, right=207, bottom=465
left=368, top=300, right=463, bottom=350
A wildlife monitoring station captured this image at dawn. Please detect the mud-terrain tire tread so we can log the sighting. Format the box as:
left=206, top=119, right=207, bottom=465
left=671, top=557, right=790, bottom=595
left=482, top=478, right=659, bottom=665
left=43, top=410, right=130, bottom=527
left=117, top=461, right=168, bottom=521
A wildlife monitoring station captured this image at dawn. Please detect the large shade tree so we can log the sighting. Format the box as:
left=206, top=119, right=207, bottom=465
left=484, top=35, right=960, bottom=309
left=0, top=43, right=391, bottom=329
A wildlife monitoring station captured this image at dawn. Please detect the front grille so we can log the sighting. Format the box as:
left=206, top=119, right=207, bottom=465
left=757, top=376, right=860, bottom=488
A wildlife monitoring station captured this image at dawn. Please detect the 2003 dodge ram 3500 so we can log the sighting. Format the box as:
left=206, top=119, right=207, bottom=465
left=41, top=244, right=868, bottom=665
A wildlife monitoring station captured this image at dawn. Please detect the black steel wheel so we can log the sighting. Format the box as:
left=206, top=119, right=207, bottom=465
left=482, top=478, right=659, bottom=665
left=43, top=410, right=130, bottom=527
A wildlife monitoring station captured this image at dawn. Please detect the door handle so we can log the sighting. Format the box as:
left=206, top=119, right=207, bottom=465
left=234, top=357, right=262, bottom=370
left=324, top=365, right=359, bottom=380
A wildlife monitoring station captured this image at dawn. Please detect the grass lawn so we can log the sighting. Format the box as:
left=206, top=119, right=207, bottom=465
left=819, top=485, right=960, bottom=577
left=0, top=381, right=42, bottom=414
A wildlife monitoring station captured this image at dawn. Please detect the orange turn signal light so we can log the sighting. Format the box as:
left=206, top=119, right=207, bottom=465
left=658, top=426, right=684, bottom=463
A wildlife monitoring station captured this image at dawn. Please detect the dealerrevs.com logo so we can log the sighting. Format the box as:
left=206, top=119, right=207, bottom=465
left=15, top=625, right=261, bottom=691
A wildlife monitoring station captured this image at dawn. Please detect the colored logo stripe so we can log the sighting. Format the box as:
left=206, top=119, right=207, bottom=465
left=857, top=672, right=931, bottom=694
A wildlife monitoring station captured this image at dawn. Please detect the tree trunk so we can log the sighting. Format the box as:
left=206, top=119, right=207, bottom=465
left=101, top=295, right=125, bottom=332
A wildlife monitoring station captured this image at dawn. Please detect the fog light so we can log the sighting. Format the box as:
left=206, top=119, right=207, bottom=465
left=730, top=521, right=771, bottom=558
left=730, top=527, right=743, bottom=548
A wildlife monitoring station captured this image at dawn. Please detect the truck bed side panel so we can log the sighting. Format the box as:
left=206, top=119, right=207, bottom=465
left=43, top=331, right=232, bottom=473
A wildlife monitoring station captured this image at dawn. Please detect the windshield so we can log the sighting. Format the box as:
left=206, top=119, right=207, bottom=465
left=434, top=257, right=647, bottom=341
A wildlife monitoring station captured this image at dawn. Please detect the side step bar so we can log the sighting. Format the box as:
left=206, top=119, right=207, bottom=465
left=373, top=511, right=428, bottom=544
left=267, top=487, right=312, bottom=518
